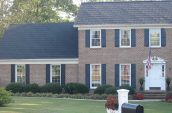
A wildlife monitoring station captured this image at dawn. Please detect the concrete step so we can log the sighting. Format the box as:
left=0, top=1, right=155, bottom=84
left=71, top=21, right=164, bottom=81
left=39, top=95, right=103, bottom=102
left=144, top=91, right=166, bottom=99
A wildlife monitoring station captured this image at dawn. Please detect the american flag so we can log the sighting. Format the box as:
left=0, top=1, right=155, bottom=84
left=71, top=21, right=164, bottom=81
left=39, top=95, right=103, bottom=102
left=146, top=48, right=151, bottom=76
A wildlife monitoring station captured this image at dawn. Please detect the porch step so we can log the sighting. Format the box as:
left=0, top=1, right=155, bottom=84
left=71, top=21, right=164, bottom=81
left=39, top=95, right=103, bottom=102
left=144, top=91, right=166, bottom=99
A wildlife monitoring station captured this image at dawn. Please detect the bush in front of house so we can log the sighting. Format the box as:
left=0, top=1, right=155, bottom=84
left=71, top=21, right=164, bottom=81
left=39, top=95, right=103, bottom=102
left=6, top=83, right=24, bottom=93
left=165, top=92, right=172, bottom=102
left=118, top=85, right=135, bottom=95
left=6, top=83, right=40, bottom=93
left=133, top=92, right=144, bottom=100
left=0, top=88, right=12, bottom=107
left=104, top=87, right=117, bottom=95
left=41, top=83, right=62, bottom=94
left=94, top=85, right=115, bottom=94
left=64, top=83, right=89, bottom=94
left=24, top=83, right=40, bottom=93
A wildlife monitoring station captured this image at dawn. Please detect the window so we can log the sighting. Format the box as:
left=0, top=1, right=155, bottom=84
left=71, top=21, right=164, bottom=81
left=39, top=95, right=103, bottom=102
left=16, top=64, right=26, bottom=84
left=120, top=29, right=131, bottom=47
left=90, top=64, right=101, bottom=89
left=149, top=29, right=161, bottom=47
left=90, top=30, right=101, bottom=48
left=50, top=65, right=61, bottom=84
left=120, top=64, right=131, bottom=86
left=162, top=65, right=165, bottom=77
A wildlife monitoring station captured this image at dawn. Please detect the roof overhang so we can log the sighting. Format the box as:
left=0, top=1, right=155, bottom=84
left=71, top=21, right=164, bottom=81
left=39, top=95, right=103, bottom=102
left=0, top=58, right=79, bottom=64
left=74, top=24, right=172, bottom=30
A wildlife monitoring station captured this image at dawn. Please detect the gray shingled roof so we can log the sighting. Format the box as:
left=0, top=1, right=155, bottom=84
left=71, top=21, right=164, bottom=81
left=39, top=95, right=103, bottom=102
left=0, top=23, right=78, bottom=59
left=74, top=1, right=172, bottom=25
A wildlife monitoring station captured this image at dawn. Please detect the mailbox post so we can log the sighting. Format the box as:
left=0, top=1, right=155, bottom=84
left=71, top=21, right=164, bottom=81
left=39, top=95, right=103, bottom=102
left=117, top=89, right=129, bottom=113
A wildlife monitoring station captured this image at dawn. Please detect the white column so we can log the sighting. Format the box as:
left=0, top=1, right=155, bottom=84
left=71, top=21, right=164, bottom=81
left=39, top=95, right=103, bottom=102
left=117, top=89, right=129, bottom=113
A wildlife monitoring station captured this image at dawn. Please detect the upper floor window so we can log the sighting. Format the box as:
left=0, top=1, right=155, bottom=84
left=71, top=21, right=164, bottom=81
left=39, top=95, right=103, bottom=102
left=16, top=64, right=26, bottom=84
left=120, top=29, right=131, bottom=47
left=90, top=30, right=101, bottom=48
left=90, top=64, right=101, bottom=89
left=149, top=29, right=161, bottom=47
left=50, top=64, right=61, bottom=84
left=120, top=64, right=131, bottom=86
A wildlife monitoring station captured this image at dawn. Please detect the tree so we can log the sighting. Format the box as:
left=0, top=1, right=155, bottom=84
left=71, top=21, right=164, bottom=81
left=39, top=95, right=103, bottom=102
left=0, top=0, right=78, bottom=38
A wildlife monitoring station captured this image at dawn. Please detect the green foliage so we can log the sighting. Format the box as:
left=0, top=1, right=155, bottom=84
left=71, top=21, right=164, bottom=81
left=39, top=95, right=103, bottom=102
left=94, top=85, right=114, bottom=94
left=139, top=77, right=145, bottom=91
left=64, top=83, right=89, bottom=94
left=41, top=83, right=62, bottom=94
left=6, top=83, right=24, bottom=93
left=118, top=85, right=135, bottom=95
left=24, top=84, right=40, bottom=93
left=0, top=0, right=78, bottom=38
left=166, top=77, right=171, bottom=91
left=104, top=87, right=117, bottom=95
left=0, top=88, right=12, bottom=106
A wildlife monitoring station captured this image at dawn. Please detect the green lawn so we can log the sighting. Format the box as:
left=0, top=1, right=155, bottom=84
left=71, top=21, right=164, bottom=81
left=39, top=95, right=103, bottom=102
left=0, top=97, right=172, bottom=113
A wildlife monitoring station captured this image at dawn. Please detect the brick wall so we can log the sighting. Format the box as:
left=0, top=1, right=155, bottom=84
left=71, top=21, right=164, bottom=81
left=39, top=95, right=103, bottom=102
left=0, top=64, right=78, bottom=87
left=0, top=64, right=11, bottom=87
left=78, top=28, right=172, bottom=90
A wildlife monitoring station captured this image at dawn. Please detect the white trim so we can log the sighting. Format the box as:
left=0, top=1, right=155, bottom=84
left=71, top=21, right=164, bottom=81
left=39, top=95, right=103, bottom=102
left=50, top=64, right=61, bottom=84
left=119, top=29, right=131, bottom=48
left=119, top=64, right=131, bottom=86
left=90, top=64, right=102, bottom=89
left=74, top=24, right=172, bottom=30
left=0, top=59, right=78, bottom=64
left=149, top=28, right=161, bottom=48
left=90, top=29, right=101, bottom=48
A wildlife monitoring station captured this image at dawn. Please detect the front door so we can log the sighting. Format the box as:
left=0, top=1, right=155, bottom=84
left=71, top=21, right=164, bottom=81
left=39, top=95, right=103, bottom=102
left=145, top=63, right=166, bottom=90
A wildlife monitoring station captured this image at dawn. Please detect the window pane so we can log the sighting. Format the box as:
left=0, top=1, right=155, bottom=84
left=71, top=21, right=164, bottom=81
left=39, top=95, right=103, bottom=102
left=121, top=30, right=130, bottom=46
left=91, top=30, right=101, bottom=47
left=120, top=64, right=131, bottom=86
left=91, top=65, right=101, bottom=88
left=17, top=65, right=26, bottom=84
left=51, top=65, right=61, bottom=84
left=150, top=29, right=160, bottom=46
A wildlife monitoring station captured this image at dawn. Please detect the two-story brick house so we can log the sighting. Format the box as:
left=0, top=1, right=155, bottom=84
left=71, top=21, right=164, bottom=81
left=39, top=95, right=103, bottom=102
left=0, top=1, right=172, bottom=91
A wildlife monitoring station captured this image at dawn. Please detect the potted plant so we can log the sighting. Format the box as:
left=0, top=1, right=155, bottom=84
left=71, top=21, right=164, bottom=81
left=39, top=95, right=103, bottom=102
left=166, top=77, right=171, bottom=91
left=105, top=96, right=118, bottom=113
left=139, top=77, right=144, bottom=91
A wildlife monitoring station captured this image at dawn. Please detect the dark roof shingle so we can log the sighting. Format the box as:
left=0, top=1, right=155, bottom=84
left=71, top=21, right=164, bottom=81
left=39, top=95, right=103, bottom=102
left=75, top=1, right=172, bottom=25
left=0, top=23, right=78, bottom=59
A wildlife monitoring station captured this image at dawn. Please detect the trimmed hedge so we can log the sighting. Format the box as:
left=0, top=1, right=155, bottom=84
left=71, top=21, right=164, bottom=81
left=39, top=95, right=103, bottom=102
left=6, top=83, right=24, bottom=93
left=94, top=85, right=115, bottom=94
left=64, top=83, right=89, bottom=94
left=118, top=85, right=135, bottom=95
left=41, top=83, right=62, bottom=94
left=0, top=88, right=12, bottom=106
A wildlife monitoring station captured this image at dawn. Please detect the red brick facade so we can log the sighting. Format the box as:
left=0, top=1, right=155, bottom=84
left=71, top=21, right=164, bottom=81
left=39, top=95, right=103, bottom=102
left=78, top=28, right=172, bottom=90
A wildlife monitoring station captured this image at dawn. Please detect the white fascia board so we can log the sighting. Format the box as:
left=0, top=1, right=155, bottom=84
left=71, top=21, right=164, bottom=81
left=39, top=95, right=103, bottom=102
left=0, top=59, right=79, bottom=64
left=74, top=24, right=172, bottom=30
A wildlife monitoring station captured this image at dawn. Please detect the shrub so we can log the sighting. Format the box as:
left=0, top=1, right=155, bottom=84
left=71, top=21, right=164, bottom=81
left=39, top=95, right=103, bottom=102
left=133, top=92, right=144, bottom=100
left=0, top=88, right=12, bottom=106
left=165, top=93, right=172, bottom=102
left=64, top=83, right=89, bottom=94
left=118, top=85, right=135, bottom=95
left=24, top=84, right=40, bottom=93
left=166, top=77, right=171, bottom=91
left=94, top=85, right=114, bottom=94
left=41, top=83, right=62, bottom=94
left=6, top=83, right=40, bottom=93
left=6, top=83, right=24, bottom=93
left=105, top=87, right=117, bottom=95
left=105, top=96, right=118, bottom=110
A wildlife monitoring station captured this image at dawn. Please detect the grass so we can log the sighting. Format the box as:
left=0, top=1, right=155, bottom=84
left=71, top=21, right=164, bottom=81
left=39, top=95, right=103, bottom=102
left=0, top=97, right=172, bottom=113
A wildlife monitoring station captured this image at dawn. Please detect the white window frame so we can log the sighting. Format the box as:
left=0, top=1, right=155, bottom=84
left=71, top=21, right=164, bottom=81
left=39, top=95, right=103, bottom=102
left=50, top=64, right=61, bottom=84
left=149, top=28, right=161, bottom=48
left=120, top=29, right=131, bottom=48
left=119, top=64, right=131, bottom=86
left=90, top=29, right=101, bottom=48
left=90, top=64, right=102, bottom=89
left=15, top=64, right=26, bottom=83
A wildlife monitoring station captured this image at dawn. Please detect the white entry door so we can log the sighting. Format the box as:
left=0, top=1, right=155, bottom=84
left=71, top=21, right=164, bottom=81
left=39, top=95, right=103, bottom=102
left=145, top=63, right=166, bottom=90
left=149, top=64, right=162, bottom=88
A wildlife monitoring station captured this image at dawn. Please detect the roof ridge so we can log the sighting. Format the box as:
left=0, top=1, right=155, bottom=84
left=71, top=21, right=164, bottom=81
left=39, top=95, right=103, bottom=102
left=81, top=1, right=172, bottom=5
